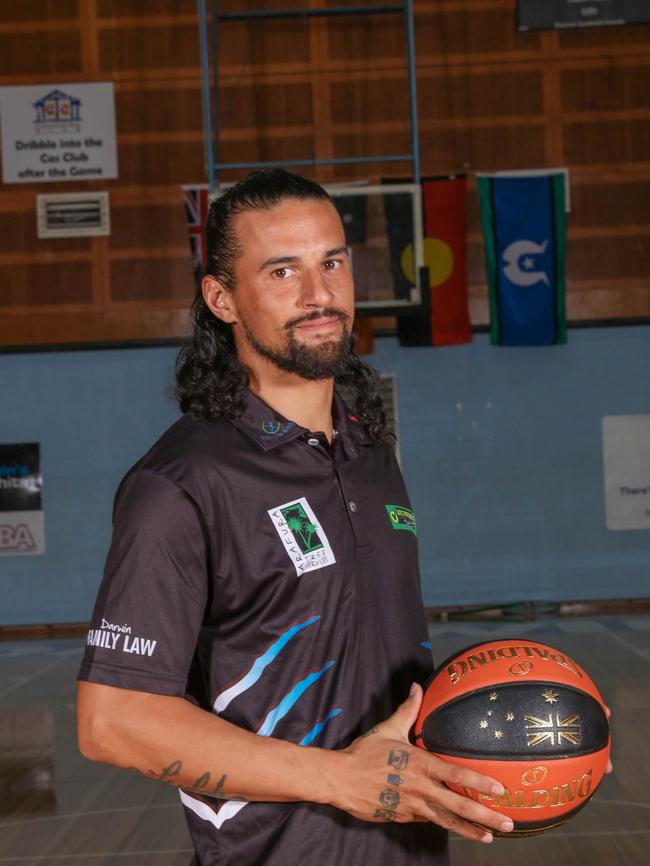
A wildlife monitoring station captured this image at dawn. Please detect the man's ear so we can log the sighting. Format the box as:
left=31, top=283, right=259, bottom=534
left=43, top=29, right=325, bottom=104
left=202, top=275, right=237, bottom=324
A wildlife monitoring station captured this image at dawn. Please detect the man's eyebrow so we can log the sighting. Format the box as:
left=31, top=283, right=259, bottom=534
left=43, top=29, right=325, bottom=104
left=324, top=246, right=349, bottom=258
left=258, top=247, right=349, bottom=272
left=258, top=255, right=300, bottom=272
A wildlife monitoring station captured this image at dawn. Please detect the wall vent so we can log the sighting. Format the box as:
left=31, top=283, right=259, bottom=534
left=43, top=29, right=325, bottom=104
left=37, top=192, right=110, bottom=238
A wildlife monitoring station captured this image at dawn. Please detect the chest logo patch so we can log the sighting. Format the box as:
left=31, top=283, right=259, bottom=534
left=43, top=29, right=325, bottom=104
left=268, top=497, right=336, bottom=576
left=385, top=504, right=417, bottom=535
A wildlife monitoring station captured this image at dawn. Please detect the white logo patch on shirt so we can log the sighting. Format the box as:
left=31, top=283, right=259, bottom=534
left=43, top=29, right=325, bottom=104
left=268, top=496, right=336, bottom=576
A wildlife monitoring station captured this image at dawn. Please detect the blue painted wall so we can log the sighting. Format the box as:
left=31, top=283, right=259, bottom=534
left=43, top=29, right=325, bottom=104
left=1, top=326, right=648, bottom=623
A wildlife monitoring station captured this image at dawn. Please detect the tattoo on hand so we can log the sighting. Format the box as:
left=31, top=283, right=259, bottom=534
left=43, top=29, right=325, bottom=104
left=378, top=788, right=400, bottom=809
left=191, top=772, right=211, bottom=791
left=149, top=760, right=182, bottom=783
left=387, top=749, right=409, bottom=771
left=213, top=773, right=227, bottom=795
left=361, top=726, right=379, bottom=738
left=387, top=773, right=403, bottom=786
left=374, top=808, right=397, bottom=821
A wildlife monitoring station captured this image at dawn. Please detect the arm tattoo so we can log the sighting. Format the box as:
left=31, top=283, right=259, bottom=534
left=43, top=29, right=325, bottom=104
left=213, top=773, right=227, bottom=795
left=387, top=749, right=409, bottom=771
left=387, top=773, right=403, bottom=786
left=191, top=772, right=211, bottom=791
left=374, top=808, right=397, bottom=821
left=148, top=760, right=182, bottom=783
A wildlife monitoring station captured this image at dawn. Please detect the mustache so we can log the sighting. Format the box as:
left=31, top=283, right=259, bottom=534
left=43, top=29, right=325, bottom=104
left=284, top=307, right=350, bottom=331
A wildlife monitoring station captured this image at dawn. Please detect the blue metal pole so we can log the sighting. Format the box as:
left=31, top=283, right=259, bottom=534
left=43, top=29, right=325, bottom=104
left=216, top=5, right=402, bottom=21
left=197, top=0, right=216, bottom=191
left=404, top=0, right=421, bottom=184
left=211, top=154, right=414, bottom=171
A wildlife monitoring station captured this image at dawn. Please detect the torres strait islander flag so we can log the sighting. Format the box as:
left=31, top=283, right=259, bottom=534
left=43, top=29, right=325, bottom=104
left=477, top=173, right=567, bottom=346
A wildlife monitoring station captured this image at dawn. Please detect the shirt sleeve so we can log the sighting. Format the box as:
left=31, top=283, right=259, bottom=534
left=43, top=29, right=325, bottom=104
left=77, top=468, right=209, bottom=697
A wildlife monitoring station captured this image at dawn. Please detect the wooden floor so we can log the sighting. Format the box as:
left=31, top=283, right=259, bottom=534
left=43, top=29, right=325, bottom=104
left=0, top=615, right=647, bottom=865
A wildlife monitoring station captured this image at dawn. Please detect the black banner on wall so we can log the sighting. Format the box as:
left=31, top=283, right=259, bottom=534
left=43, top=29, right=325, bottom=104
left=0, top=443, right=44, bottom=556
left=518, top=0, right=650, bottom=31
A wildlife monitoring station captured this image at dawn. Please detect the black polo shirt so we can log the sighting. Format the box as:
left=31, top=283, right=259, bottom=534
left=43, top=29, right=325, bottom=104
left=78, top=389, right=449, bottom=866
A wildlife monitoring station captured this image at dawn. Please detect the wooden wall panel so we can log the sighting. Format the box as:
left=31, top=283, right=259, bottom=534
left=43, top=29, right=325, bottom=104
left=1, top=264, right=92, bottom=307
left=570, top=180, right=650, bottom=228
left=98, top=25, right=200, bottom=72
left=110, top=259, right=194, bottom=302
left=1, top=0, right=649, bottom=347
left=2, top=1, right=79, bottom=23
left=561, top=65, right=650, bottom=112
left=568, top=237, right=650, bottom=281
left=564, top=119, right=650, bottom=165
left=0, top=30, right=81, bottom=76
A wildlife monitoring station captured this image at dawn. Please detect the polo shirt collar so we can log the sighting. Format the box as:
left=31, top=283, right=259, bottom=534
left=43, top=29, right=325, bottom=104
left=229, top=389, right=371, bottom=451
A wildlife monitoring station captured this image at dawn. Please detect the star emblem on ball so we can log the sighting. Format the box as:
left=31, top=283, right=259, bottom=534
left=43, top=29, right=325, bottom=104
left=542, top=688, right=559, bottom=704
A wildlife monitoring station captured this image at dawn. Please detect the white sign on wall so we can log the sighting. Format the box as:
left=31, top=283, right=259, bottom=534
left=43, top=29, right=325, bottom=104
left=603, top=415, right=650, bottom=531
left=0, top=82, right=118, bottom=184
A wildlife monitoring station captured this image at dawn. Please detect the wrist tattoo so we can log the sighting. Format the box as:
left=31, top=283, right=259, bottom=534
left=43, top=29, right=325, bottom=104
left=387, top=749, right=409, bottom=771
left=387, top=773, right=403, bottom=786
left=374, top=808, right=397, bottom=821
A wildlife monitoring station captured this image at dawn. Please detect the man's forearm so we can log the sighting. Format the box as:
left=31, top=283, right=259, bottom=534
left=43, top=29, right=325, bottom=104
left=78, top=680, right=519, bottom=842
left=77, top=681, right=337, bottom=804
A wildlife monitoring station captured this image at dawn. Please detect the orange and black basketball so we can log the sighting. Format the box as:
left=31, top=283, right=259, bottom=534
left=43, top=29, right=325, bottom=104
left=414, top=639, right=610, bottom=837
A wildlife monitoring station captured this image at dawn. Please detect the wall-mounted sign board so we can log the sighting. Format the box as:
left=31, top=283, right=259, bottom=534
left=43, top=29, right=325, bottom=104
left=0, top=82, right=118, bottom=184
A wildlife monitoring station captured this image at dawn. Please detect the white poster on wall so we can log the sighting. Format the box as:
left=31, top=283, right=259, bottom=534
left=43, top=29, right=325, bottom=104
left=0, top=82, right=118, bottom=184
left=603, top=415, right=650, bottom=531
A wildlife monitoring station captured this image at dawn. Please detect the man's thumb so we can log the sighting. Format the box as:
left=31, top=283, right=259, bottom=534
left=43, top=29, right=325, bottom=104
left=386, top=682, right=423, bottom=738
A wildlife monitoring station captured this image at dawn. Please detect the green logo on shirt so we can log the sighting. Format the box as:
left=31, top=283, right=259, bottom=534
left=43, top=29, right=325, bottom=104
left=280, top=502, right=324, bottom=554
left=385, top=505, right=417, bottom=535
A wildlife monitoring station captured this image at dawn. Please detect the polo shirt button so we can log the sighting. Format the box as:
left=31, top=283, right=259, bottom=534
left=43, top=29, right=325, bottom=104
left=307, top=437, right=320, bottom=446
left=349, top=501, right=357, bottom=512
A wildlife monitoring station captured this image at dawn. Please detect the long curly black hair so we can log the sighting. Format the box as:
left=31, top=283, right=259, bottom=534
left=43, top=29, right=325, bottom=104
left=175, top=169, right=391, bottom=444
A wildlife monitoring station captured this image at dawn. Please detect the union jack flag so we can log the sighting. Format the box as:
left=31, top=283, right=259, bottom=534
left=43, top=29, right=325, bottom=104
left=182, top=184, right=210, bottom=290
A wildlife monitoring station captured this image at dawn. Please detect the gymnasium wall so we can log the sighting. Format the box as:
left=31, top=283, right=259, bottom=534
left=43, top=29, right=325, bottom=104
left=1, top=0, right=650, bottom=347
left=1, top=327, right=648, bottom=625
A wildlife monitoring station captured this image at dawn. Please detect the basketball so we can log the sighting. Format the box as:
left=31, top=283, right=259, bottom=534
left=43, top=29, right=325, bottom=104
left=414, top=639, right=611, bottom=837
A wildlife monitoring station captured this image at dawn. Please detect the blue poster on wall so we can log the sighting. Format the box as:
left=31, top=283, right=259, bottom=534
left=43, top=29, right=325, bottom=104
left=0, top=443, right=44, bottom=556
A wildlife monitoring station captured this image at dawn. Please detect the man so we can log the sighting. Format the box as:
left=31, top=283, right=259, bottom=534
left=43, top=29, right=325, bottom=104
left=77, top=169, right=513, bottom=865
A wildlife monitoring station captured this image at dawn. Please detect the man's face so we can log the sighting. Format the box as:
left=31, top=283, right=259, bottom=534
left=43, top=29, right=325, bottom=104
left=217, top=197, right=355, bottom=380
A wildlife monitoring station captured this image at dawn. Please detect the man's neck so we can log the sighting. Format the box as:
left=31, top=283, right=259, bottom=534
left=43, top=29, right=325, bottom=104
left=247, top=364, right=335, bottom=442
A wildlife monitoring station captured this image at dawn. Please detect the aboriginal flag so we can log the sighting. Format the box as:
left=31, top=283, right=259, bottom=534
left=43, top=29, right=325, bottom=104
left=392, top=176, right=472, bottom=347
left=423, top=176, right=472, bottom=346
left=477, top=174, right=567, bottom=346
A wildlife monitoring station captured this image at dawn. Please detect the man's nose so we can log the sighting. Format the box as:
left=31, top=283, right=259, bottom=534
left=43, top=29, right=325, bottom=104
left=300, top=267, right=334, bottom=307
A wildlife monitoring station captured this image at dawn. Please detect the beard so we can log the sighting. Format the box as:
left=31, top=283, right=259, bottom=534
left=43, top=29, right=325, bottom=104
left=238, top=307, right=353, bottom=380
